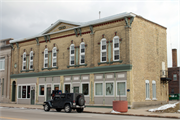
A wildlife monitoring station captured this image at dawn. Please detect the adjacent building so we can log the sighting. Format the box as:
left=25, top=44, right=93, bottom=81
left=168, top=49, right=179, bottom=94
left=10, top=12, right=170, bottom=108
left=0, top=38, right=13, bottom=103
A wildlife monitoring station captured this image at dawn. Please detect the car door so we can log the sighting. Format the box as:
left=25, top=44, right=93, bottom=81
left=53, top=95, right=60, bottom=108
left=59, top=94, right=66, bottom=108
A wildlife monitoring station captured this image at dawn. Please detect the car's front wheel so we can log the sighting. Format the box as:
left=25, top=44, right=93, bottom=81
left=64, top=104, right=72, bottom=113
left=76, top=108, right=83, bottom=113
left=56, top=108, right=61, bottom=112
left=44, top=104, right=50, bottom=112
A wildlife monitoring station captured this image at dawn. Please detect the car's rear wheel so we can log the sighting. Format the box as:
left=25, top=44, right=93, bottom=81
left=44, top=104, right=50, bottom=112
left=56, top=108, right=61, bottom=112
left=64, top=104, right=71, bottom=113
left=76, top=108, right=83, bottom=113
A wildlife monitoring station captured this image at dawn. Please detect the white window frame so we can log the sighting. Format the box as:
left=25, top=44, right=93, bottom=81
left=52, top=47, right=57, bottom=67
left=105, top=81, right=114, bottom=97
left=145, top=80, right=150, bottom=100
left=29, top=51, right=33, bottom=70
left=94, top=82, right=103, bottom=97
left=116, top=80, right=127, bottom=97
left=44, top=48, right=48, bottom=68
left=152, top=80, right=157, bottom=100
left=173, top=74, right=177, bottom=81
left=17, top=84, right=31, bottom=99
left=39, top=84, right=45, bottom=96
left=53, top=83, right=60, bottom=90
left=64, top=83, right=72, bottom=93
left=100, top=38, right=107, bottom=62
left=79, top=42, right=85, bottom=65
left=113, top=36, right=120, bottom=61
left=22, top=52, right=26, bottom=70
left=0, top=58, right=5, bottom=70
left=81, top=82, right=90, bottom=97
left=70, top=44, right=75, bottom=66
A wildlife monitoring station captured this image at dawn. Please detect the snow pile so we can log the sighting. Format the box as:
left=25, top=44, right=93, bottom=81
left=148, top=102, right=179, bottom=113
left=111, top=110, right=121, bottom=113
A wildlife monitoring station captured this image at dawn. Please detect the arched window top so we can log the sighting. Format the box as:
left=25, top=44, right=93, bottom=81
left=152, top=80, right=156, bottom=84
left=145, top=80, right=149, bottom=83
left=101, top=38, right=106, bottom=41
left=70, top=44, right=75, bottom=55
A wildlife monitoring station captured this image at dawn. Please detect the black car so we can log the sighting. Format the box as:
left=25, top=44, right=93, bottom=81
left=43, top=92, right=85, bottom=113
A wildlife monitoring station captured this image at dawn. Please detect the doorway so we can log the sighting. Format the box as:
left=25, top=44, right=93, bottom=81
left=73, top=87, right=79, bottom=93
left=12, top=81, right=16, bottom=102
left=31, top=90, right=35, bottom=105
left=46, top=86, right=51, bottom=101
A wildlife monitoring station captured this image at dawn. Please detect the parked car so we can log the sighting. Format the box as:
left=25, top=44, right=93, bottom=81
left=43, top=91, right=85, bottom=113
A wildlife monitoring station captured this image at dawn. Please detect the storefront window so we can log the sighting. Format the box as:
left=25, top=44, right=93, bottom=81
left=18, top=86, right=21, bottom=98
left=82, top=83, right=89, bottom=95
left=117, top=82, right=126, bottom=95
left=27, top=86, right=30, bottom=98
left=39, top=85, right=44, bottom=95
left=65, top=84, right=70, bottom=93
left=22, top=86, right=26, bottom=98
left=54, top=85, right=59, bottom=90
left=95, top=83, right=103, bottom=95
left=106, top=82, right=113, bottom=95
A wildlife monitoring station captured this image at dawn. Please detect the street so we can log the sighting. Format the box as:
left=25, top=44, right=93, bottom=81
left=0, top=107, right=177, bottom=120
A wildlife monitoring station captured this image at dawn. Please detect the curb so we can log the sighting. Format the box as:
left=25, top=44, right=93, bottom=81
left=1, top=106, right=179, bottom=119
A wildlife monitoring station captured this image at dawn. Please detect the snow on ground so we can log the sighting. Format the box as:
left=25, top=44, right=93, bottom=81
left=111, top=110, right=121, bottom=113
left=148, top=102, right=179, bottom=112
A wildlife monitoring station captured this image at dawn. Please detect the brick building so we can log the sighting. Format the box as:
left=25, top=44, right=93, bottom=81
left=0, top=38, right=13, bottom=103
left=168, top=49, right=180, bottom=94
left=10, top=12, right=170, bottom=108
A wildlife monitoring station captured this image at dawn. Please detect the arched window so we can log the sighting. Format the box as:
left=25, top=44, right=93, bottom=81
left=29, top=51, right=33, bottom=70
left=22, top=52, right=26, bottom=70
left=145, top=80, right=150, bottom=100
left=101, top=38, right=107, bottom=62
left=52, top=47, right=57, bottom=67
left=80, top=42, right=85, bottom=64
left=113, top=36, right=120, bottom=61
left=44, top=48, right=48, bottom=68
left=70, top=44, right=75, bottom=65
left=152, top=80, right=156, bottom=100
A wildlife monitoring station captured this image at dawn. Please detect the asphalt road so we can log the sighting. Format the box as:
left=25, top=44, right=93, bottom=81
left=0, top=107, right=176, bottom=120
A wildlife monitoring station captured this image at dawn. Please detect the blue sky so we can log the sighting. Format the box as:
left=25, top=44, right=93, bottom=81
left=0, top=0, right=179, bottom=67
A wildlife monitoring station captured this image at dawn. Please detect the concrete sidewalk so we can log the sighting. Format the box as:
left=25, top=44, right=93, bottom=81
left=0, top=103, right=179, bottom=119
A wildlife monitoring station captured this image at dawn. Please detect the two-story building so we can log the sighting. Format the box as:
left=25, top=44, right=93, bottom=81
left=10, top=12, right=170, bottom=108
left=0, top=38, right=13, bottom=103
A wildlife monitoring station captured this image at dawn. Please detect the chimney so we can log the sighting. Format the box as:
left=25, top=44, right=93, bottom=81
left=172, top=49, right=177, bottom=67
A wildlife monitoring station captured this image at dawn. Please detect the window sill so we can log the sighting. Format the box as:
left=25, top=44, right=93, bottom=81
left=21, top=69, right=34, bottom=72
left=67, top=64, right=87, bottom=68
left=42, top=67, right=58, bottom=70
left=152, top=98, right=157, bottom=101
left=98, top=60, right=123, bottom=65
left=145, top=98, right=151, bottom=100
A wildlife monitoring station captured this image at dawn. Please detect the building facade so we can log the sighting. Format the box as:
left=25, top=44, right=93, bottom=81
left=10, top=12, right=169, bottom=108
left=168, top=49, right=180, bottom=94
left=0, top=38, right=13, bottom=103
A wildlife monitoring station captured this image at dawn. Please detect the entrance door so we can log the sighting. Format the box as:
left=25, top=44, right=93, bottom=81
left=31, top=90, right=35, bottom=105
left=73, top=87, right=79, bottom=93
left=46, top=87, right=51, bottom=101
left=12, top=81, right=16, bottom=102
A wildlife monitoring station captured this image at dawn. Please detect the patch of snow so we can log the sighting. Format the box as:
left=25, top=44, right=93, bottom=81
left=111, top=110, right=121, bottom=113
left=178, top=110, right=180, bottom=113
left=149, top=102, right=179, bottom=112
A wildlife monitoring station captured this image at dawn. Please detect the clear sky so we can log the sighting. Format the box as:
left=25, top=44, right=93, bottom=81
left=0, top=0, right=179, bottom=67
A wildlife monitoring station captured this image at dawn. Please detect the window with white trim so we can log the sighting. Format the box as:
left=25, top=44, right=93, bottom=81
left=29, top=51, right=33, bottom=70
left=18, top=85, right=30, bottom=99
left=0, top=58, right=5, bottom=70
left=22, top=52, right=26, bottom=70
left=145, top=80, right=150, bottom=100
left=113, top=36, right=120, bottom=61
left=39, top=85, right=44, bottom=95
left=52, top=47, right=57, bottom=67
left=152, top=80, right=156, bottom=99
left=101, top=38, right=107, bottom=62
left=44, top=48, right=48, bottom=68
left=117, top=81, right=126, bottom=96
left=82, top=83, right=89, bottom=95
left=95, top=82, right=103, bottom=96
left=106, top=82, right=114, bottom=96
left=70, top=44, right=75, bottom=65
left=80, top=42, right=85, bottom=64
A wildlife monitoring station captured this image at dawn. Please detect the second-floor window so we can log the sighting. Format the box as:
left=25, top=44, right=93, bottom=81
left=173, top=74, right=177, bottom=81
left=80, top=42, right=85, bottom=64
left=52, top=47, right=57, bottom=67
left=113, top=36, right=120, bottom=61
left=0, top=58, right=5, bottom=70
left=29, top=51, right=33, bottom=70
left=101, top=38, right=107, bottom=62
left=70, top=44, right=75, bottom=65
left=22, top=52, right=26, bottom=70
left=44, top=48, right=48, bottom=68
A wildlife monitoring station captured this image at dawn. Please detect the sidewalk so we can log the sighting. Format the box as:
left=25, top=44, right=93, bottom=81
left=0, top=103, right=179, bottom=119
